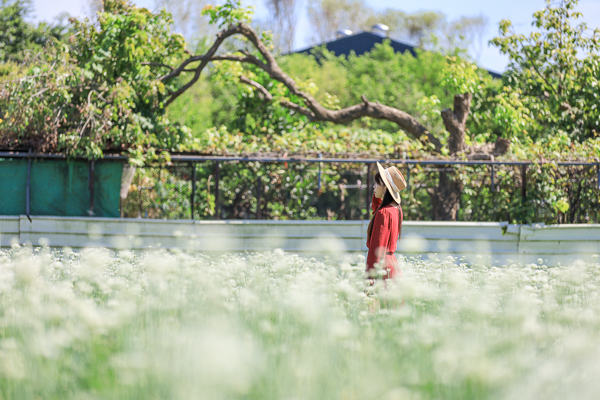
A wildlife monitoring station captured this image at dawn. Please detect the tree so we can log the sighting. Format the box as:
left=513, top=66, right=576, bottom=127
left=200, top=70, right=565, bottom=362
left=0, top=0, right=191, bottom=160
left=0, top=0, right=69, bottom=62
left=491, top=0, right=600, bottom=141
left=0, top=0, right=33, bottom=61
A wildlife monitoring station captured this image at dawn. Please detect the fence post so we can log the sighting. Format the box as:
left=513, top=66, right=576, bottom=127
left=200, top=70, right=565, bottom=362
left=138, top=178, right=144, bottom=218
left=257, top=175, right=262, bottom=219
left=521, top=164, right=527, bottom=204
left=214, top=161, right=220, bottom=219
left=88, top=160, right=95, bottom=216
left=365, top=163, right=372, bottom=218
left=26, top=149, right=31, bottom=219
left=406, top=164, right=410, bottom=189
left=191, top=163, right=196, bottom=220
left=491, top=164, right=495, bottom=192
left=318, top=153, right=323, bottom=193
left=597, top=163, right=600, bottom=223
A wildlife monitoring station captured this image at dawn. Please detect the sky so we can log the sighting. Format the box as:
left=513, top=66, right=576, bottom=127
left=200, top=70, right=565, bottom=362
left=31, top=0, right=600, bottom=73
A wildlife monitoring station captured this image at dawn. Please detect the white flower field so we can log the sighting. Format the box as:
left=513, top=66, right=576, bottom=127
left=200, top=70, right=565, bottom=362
left=1, top=245, right=600, bottom=399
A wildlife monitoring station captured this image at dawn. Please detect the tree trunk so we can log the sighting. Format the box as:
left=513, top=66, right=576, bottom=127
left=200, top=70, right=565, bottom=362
left=428, top=93, right=472, bottom=220
left=442, top=93, right=472, bottom=155
left=428, top=170, right=464, bottom=220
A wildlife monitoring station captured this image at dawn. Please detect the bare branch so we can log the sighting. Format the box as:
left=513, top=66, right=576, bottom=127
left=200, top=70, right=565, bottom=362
left=238, top=75, right=316, bottom=119
left=210, top=54, right=268, bottom=69
left=141, top=62, right=175, bottom=71
left=162, top=25, right=245, bottom=106
left=238, top=24, right=441, bottom=150
left=279, top=99, right=317, bottom=119
left=239, top=75, right=272, bottom=100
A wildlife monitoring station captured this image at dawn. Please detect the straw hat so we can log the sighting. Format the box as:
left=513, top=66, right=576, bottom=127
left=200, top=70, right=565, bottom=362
left=376, top=162, right=406, bottom=203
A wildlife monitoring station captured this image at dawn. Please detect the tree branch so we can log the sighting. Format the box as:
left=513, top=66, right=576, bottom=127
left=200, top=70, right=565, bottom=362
left=525, top=47, right=558, bottom=97
left=162, top=25, right=245, bottom=107
left=210, top=54, right=268, bottom=69
left=141, top=62, right=175, bottom=71
left=239, top=75, right=272, bottom=100
left=238, top=75, right=316, bottom=119
left=162, top=23, right=442, bottom=151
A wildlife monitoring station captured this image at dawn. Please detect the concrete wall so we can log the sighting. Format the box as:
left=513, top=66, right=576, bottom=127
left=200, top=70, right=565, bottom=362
left=1, top=215, right=599, bottom=265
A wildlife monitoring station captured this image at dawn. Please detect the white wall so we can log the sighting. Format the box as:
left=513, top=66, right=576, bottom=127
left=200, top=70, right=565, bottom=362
left=1, top=215, right=599, bottom=265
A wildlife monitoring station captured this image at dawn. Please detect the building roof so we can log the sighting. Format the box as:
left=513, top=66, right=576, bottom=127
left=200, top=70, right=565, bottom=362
left=294, top=31, right=502, bottom=79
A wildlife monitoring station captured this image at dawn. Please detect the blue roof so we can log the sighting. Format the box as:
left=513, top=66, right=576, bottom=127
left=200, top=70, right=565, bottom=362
left=293, top=31, right=502, bottom=79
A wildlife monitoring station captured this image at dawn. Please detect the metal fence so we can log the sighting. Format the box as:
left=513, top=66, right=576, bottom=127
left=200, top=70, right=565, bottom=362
left=118, top=155, right=600, bottom=224
left=1, top=152, right=599, bottom=223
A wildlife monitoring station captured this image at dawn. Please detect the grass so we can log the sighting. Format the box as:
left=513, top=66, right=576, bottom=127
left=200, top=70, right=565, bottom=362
left=0, top=245, right=599, bottom=399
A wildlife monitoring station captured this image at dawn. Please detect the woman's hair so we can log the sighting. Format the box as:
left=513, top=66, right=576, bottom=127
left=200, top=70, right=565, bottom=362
left=367, top=175, right=399, bottom=242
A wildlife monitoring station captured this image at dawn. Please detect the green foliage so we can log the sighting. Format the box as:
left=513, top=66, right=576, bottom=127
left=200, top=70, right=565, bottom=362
left=122, top=162, right=366, bottom=221
left=458, top=130, right=600, bottom=224
left=441, top=56, right=533, bottom=141
left=0, top=0, right=33, bottom=61
left=201, top=0, right=255, bottom=28
left=1, top=0, right=599, bottom=224
left=0, top=0, right=192, bottom=161
left=163, top=10, right=599, bottom=224
left=121, top=130, right=600, bottom=223
left=165, top=75, right=239, bottom=137
left=456, top=162, right=598, bottom=225
left=491, top=0, right=600, bottom=141
left=342, top=44, right=452, bottom=133
left=0, top=0, right=69, bottom=62
left=174, top=41, right=519, bottom=156
left=230, top=63, right=312, bottom=137
left=441, top=56, right=483, bottom=94
left=197, top=124, right=423, bottom=157
left=170, top=41, right=460, bottom=143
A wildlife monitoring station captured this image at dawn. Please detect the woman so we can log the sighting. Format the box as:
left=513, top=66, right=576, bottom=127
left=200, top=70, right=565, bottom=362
left=366, top=162, right=406, bottom=280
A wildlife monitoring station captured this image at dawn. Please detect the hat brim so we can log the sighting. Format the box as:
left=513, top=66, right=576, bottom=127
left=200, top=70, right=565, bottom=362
left=376, top=162, right=402, bottom=204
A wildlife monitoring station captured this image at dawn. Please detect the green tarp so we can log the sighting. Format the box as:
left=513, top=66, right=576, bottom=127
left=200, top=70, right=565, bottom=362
left=0, top=159, right=123, bottom=217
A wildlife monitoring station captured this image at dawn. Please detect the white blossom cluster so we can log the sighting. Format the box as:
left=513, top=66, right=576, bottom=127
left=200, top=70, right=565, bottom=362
left=0, top=245, right=599, bottom=399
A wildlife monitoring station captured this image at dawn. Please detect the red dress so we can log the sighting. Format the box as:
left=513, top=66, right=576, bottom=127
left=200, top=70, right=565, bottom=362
left=366, top=195, right=403, bottom=279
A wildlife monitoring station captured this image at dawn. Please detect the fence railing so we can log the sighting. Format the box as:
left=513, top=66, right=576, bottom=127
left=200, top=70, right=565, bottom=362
left=1, top=152, right=599, bottom=224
